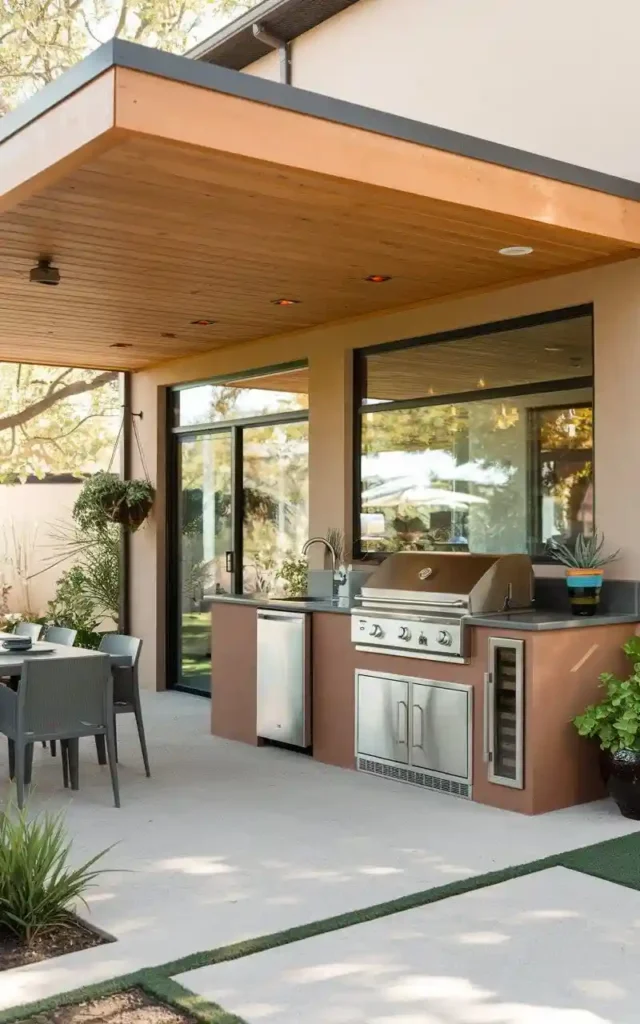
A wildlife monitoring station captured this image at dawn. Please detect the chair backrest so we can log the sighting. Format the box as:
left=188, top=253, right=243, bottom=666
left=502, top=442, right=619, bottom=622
left=99, top=633, right=142, bottom=667
left=15, top=621, right=42, bottom=641
left=45, top=625, right=77, bottom=647
left=18, top=654, right=112, bottom=740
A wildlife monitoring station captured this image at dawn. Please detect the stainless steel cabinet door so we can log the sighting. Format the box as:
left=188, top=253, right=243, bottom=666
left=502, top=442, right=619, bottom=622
left=356, top=672, right=409, bottom=765
left=410, top=681, right=470, bottom=779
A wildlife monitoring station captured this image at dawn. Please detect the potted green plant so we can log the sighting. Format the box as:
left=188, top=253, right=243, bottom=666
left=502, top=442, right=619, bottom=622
left=275, top=557, right=308, bottom=598
left=73, top=472, right=155, bottom=533
left=548, top=531, right=619, bottom=616
left=574, top=637, right=640, bottom=819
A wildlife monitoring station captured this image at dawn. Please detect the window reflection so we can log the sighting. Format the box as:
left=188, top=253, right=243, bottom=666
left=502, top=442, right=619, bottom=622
left=358, top=309, right=594, bottom=557
left=360, top=393, right=593, bottom=556
left=178, top=365, right=308, bottom=426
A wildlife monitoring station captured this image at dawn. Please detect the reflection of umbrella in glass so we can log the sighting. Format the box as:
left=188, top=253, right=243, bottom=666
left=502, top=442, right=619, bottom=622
left=362, top=479, right=488, bottom=508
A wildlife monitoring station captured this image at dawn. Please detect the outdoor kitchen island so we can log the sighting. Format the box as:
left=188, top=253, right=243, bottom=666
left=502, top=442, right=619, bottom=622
left=210, top=557, right=639, bottom=815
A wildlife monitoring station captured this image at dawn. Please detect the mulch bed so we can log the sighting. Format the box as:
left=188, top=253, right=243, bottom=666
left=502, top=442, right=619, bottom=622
left=0, top=915, right=108, bottom=971
left=23, top=989, right=198, bottom=1024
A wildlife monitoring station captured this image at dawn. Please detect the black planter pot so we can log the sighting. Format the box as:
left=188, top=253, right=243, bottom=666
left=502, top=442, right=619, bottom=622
left=111, top=498, right=152, bottom=531
left=602, top=748, right=640, bottom=819
left=565, top=569, right=603, bottom=616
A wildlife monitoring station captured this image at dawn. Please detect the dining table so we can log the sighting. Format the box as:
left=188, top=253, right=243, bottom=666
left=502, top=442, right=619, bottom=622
left=0, top=633, right=132, bottom=676
left=0, top=633, right=134, bottom=789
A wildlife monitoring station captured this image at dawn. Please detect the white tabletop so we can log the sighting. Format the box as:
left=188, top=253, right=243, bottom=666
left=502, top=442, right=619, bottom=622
left=0, top=634, right=130, bottom=674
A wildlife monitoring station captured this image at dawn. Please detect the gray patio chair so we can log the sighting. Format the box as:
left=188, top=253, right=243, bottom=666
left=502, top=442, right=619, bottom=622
left=41, top=627, right=77, bottom=756
left=14, top=622, right=42, bottom=642
left=0, top=654, right=119, bottom=809
left=95, top=633, right=149, bottom=777
left=44, top=625, right=77, bottom=646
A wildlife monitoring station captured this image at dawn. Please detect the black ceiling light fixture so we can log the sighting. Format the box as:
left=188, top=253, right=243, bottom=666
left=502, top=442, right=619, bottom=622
left=30, top=257, right=61, bottom=286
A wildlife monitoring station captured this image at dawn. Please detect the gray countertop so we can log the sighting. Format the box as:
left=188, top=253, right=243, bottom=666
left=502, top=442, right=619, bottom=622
left=209, top=595, right=639, bottom=630
left=467, top=610, right=640, bottom=631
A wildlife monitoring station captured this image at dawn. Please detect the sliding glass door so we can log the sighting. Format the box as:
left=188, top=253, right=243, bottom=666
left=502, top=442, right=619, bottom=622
left=243, top=422, right=309, bottom=594
left=177, top=432, right=233, bottom=695
left=170, top=363, right=309, bottom=695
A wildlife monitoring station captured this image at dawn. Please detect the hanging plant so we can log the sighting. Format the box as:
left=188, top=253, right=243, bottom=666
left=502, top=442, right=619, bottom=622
left=73, top=472, right=155, bottom=533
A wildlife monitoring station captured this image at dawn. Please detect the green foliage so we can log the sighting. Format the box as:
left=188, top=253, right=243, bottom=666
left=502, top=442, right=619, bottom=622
left=73, top=472, right=154, bottom=532
left=574, top=637, right=640, bottom=753
left=0, top=1, right=261, bottom=113
left=0, top=805, right=110, bottom=944
left=548, top=530, right=620, bottom=569
left=43, top=515, right=120, bottom=641
left=0, top=366, right=119, bottom=482
left=46, top=568, right=104, bottom=648
left=47, top=566, right=100, bottom=632
left=276, top=558, right=308, bottom=597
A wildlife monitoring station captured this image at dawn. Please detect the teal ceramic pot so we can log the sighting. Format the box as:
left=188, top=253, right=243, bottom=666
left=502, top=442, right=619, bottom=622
left=565, top=568, right=603, bottom=616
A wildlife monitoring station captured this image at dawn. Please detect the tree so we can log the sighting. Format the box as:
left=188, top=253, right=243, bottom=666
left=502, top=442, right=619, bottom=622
left=0, top=0, right=262, bottom=113
left=0, top=363, right=121, bottom=481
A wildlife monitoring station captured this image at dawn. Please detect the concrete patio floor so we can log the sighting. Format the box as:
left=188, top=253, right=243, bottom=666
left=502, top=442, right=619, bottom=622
left=0, top=690, right=638, bottom=1010
left=179, top=867, right=640, bottom=1023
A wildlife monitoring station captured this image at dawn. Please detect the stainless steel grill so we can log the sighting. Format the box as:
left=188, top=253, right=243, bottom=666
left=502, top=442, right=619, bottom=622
left=351, top=552, right=533, bottom=662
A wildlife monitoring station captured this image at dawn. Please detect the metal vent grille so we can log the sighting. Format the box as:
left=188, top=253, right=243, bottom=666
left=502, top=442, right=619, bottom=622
left=357, top=757, right=471, bottom=800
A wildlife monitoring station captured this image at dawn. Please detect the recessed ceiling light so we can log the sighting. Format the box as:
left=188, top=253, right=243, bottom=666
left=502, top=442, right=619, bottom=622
left=272, top=298, right=300, bottom=306
left=477, top=378, right=486, bottom=388
left=190, top=319, right=217, bottom=326
left=544, top=346, right=563, bottom=353
left=366, top=274, right=392, bottom=283
left=110, top=343, right=132, bottom=349
left=498, top=245, right=534, bottom=257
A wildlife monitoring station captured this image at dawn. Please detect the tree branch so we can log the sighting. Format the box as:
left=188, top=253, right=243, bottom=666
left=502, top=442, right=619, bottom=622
left=0, top=371, right=118, bottom=433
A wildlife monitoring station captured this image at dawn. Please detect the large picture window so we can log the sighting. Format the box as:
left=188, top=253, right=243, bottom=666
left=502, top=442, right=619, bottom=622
left=355, top=306, right=593, bottom=558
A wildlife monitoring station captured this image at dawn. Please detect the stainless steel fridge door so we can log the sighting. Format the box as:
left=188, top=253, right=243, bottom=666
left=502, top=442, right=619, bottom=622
left=256, top=610, right=311, bottom=747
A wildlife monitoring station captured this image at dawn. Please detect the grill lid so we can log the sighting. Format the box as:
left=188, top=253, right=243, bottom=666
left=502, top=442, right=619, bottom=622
left=359, top=552, right=533, bottom=613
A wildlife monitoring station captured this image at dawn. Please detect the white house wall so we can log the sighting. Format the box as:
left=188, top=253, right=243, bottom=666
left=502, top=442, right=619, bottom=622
left=243, top=0, right=640, bottom=181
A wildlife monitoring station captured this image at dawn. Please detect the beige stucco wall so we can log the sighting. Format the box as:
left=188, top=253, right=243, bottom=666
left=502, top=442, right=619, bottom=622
left=130, top=257, right=640, bottom=687
left=243, top=0, right=640, bottom=181
left=0, top=482, right=82, bottom=616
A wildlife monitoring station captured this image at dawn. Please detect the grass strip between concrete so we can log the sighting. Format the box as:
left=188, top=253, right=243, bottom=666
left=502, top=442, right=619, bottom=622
left=1, top=827, right=639, bottom=1024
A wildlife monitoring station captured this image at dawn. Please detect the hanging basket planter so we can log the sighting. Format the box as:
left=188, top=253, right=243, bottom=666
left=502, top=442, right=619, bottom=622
left=73, top=413, right=155, bottom=534
left=73, top=473, right=155, bottom=533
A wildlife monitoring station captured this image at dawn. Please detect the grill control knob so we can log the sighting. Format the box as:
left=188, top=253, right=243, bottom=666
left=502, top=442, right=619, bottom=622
left=398, top=626, right=411, bottom=641
left=369, top=624, right=384, bottom=638
left=437, top=629, right=453, bottom=647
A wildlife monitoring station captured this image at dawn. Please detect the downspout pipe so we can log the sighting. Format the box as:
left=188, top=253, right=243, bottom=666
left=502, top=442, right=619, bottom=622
left=252, top=23, right=292, bottom=84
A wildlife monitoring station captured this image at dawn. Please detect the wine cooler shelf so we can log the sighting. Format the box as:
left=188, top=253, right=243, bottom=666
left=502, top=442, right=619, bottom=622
left=485, top=637, right=524, bottom=789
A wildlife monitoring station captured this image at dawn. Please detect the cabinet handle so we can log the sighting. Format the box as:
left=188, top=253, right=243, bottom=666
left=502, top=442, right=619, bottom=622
left=411, top=704, right=424, bottom=748
left=396, top=700, right=408, bottom=744
left=483, top=671, right=494, bottom=763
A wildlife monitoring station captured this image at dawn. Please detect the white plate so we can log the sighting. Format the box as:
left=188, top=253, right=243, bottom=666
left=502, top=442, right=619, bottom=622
left=0, top=645, right=55, bottom=656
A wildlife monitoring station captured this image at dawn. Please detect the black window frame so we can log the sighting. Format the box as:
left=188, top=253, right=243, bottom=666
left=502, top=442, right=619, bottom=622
left=352, top=304, right=595, bottom=563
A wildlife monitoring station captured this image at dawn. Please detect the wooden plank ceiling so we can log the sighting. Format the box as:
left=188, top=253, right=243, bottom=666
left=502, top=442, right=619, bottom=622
left=0, top=135, right=637, bottom=371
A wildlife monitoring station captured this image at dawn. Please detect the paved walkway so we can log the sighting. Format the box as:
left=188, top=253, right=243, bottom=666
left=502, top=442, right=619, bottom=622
left=0, top=691, right=637, bottom=1013
left=179, top=868, right=640, bottom=1023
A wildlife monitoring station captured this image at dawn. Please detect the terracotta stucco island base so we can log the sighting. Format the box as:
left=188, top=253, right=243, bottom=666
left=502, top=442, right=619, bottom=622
left=211, top=604, right=636, bottom=815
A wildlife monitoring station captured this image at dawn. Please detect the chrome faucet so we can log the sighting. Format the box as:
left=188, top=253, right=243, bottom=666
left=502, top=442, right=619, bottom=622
left=302, top=537, right=347, bottom=594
